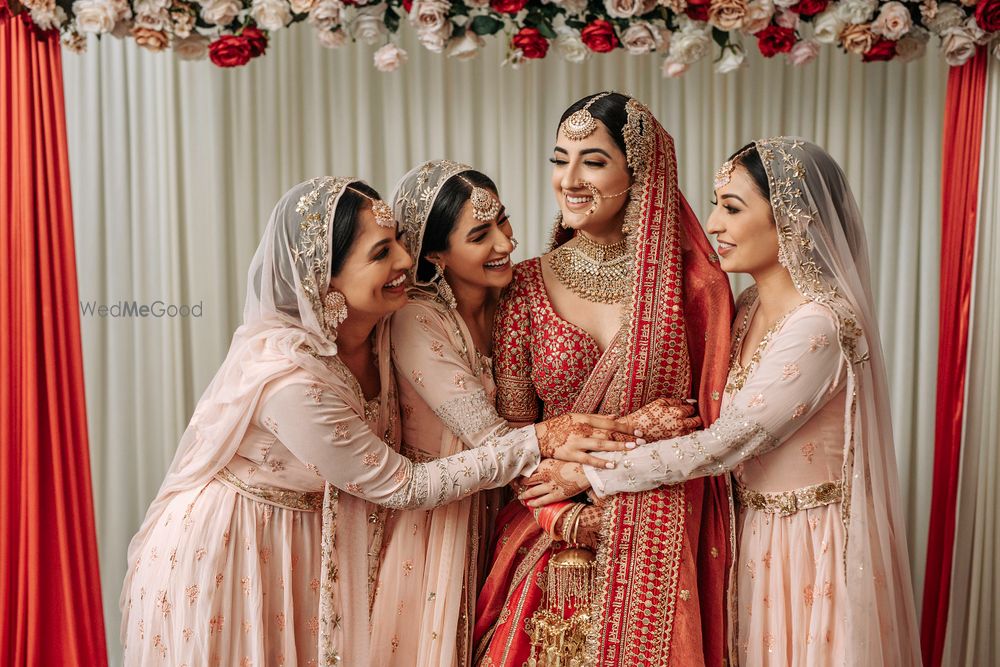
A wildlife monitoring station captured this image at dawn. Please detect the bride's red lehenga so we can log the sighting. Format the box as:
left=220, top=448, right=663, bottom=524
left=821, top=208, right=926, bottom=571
left=473, top=98, right=736, bottom=667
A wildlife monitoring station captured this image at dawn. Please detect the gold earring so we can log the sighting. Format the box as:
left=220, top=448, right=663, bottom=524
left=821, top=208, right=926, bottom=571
left=322, top=289, right=348, bottom=338
left=433, top=263, right=457, bottom=309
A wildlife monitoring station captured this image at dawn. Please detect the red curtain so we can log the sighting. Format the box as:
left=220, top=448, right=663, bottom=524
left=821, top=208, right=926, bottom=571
left=920, top=46, right=989, bottom=667
left=0, top=4, right=108, bottom=665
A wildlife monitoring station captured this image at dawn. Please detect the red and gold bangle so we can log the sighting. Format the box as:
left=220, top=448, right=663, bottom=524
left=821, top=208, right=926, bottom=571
left=536, top=501, right=573, bottom=537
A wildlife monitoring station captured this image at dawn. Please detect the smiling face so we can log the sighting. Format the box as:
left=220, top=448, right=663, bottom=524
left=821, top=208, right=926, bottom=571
left=328, top=205, right=413, bottom=318
left=428, top=194, right=515, bottom=294
left=706, top=165, right=781, bottom=277
left=550, top=122, right=632, bottom=238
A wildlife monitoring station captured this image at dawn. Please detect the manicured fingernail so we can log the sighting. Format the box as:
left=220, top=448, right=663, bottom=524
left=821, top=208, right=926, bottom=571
left=635, top=438, right=646, bottom=446
left=626, top=442, right=636, bottom=449
left=634, top=429, right=643, bottom=437
left=685, top=398, right=698, bottom=404
left=605, top=462, right=615, bottom=469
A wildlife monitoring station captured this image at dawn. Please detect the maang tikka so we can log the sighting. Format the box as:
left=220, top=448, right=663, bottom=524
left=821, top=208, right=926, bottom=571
left=560, top=91, right=614, bottom=141
left=458, top=175, right=502, bottom=222
left=349, top=187, right=395, bottom=228
left=714, top=144, right=756, bottom=191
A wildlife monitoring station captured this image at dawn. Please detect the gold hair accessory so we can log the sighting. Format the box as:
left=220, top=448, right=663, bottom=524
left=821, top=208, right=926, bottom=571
left=713, top=145, right=755, bottom=191
left=560, top=91, right=614, bottom=141
left=458, top=175, right=502, bottom=222
left=350, top=187, right=395, bottom=228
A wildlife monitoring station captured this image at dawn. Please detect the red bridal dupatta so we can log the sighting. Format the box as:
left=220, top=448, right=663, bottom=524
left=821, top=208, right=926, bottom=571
left=474, top=98, right=735, bottom=666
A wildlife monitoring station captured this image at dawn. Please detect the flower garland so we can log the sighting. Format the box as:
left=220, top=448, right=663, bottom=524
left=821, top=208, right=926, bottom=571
left=10, top=0, right=1000, bottom=72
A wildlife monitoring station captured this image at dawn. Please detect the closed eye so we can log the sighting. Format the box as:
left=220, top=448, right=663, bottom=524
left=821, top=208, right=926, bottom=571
left=549, top=157, right=568, bottom=166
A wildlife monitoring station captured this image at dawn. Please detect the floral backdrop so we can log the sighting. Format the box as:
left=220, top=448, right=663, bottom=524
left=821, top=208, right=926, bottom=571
left=9, top=0, right=1000, bottom=72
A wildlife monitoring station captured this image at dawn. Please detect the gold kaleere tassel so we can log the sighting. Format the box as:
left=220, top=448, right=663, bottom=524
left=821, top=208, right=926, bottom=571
left=525, top=503, right=597, bottom=667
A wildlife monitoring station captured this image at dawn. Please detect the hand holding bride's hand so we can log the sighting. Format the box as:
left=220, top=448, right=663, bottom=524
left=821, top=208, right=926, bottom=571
left=618, top=398, right=702, bottom=442
left=518, top=459, right=591, bottom=506
left=534, top=413, right=636, bottom=468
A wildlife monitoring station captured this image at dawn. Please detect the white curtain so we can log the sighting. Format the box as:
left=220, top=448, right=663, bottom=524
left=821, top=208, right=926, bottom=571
left=61, top=27, right=946, bottom=664
left=944, top=54, right=1000, bottom=667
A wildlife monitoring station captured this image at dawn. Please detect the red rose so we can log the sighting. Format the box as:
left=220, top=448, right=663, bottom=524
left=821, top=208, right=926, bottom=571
left=241, top=26, right=268, bottom=58
left=976, top=0, right=1000, bottom=32
left=580, top=20, right=620, bottom=53
left=789, top=0, right=828, bottom=17
left=512, top=27, right=549, bottom=59
left=490, top=0, right=528, bottom=14
left=402, top=0, right=412, bottom=11
left=756, top=24, right=797, bottom=57
left=862, top=38, right=897, bottom=62
left=209, top=35, right=252, bottom=68
left=686, top=0, right=711, bottom=21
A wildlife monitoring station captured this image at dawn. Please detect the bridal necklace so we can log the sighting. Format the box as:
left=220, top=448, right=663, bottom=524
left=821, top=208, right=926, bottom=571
left=549, top=233, right=631, bottom=304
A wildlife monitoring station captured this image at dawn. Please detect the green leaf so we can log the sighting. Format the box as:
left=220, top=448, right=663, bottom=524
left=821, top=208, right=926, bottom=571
left=712, top=27, right=730, bottom=49
left=537, top=22, right=557, bottom=39
left=384, top=7, right=400, bottom=33
left=469, top=14, right=505, bottom=35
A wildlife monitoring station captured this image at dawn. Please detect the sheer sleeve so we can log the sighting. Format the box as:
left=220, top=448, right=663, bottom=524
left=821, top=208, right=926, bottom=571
left=391, top=303, right=521, bottom=449
left=586, top=305, right=845, bottom=497
left=257, top=377, right=540, bottom=510
left=493, top=270, right=540, bottom=423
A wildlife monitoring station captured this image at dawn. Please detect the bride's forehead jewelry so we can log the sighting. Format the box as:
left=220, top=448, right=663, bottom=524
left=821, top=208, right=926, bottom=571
left=714, top=145, right=756, bottom=191
left=560, top=92, right=614, bottom=142
left=349, top=186, right=395, bottom=228
left=458, top=175, right=502, bottom=222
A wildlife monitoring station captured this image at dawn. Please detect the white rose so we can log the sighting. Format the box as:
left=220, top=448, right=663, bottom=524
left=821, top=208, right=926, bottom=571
left=316, top=26, right=347, bottom=47
left=308, top=0, right=343, bottom=29
left=62, top=30, right=88, bottom=53
left=941, top=26, right=977, bottom=66
left=741, top=0, right=774, bottom=35
left=964, top=16, right=989, bottom=44
left=373, top=42, right=408, bottom=71
left=621, top=21, right=663, bottom=54
left=668, top=26, right=711, bottom=64
left=605, top=0, right=644, bottom=18
left=251, top=0, right=292, bottom=31
left=924, top=2, right=963, bottom=33
left=787, top=38, right=819, bottom=64
left=171, top=10, right=195, bottom=38
left=72, top=0, right=117, bottom=34
left=840, top=0, right=877, bottom=24
left=871, top=1, right=912, bottom=40
left=134, top=8, right=170, bottom=30
left=173, top=33, right=210, bottom=60
left=715, top=44, right=746, bottom=72
left=30, top=2, right=68, bottom=30
left=895, top=28, right=928, bottom=62
left=555, top=27, right=590, bottom=62
left=200, top=0, right=242, bottom=26
left=502, top=48, right=525, bottom=69
left=417, top=22, right=453, bottom=53
left=410, top=0, right=450, bottom=33
left=775, top=9, right=798, bottom=28
left=811, top=8, right=845, bottom=44
left=289, top=0, right=316, bottom=13
left=351, top=6, right=386, bottom=46
left=446, top=30, right=485, bottom=59
left=560, top=0, right=589, bottom=13
left=661, top=59, right=690, bottom=77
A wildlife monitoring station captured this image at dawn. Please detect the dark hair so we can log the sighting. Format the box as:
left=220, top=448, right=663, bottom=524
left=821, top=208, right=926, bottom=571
left=330, top=181, right=382, bottom=277
left=416, top=170, right=499, bottom=283
left=729, top=143, right=771, bottom=201
left=558, top=92, right=630, bottom=159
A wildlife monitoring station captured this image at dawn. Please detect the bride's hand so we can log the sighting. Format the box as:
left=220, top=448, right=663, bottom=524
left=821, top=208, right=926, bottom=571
left=534, top=413, right=636, bottom=468
left=618, top=398, right=702, bottom=441
left=518, top=460, right=590, bottom=506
